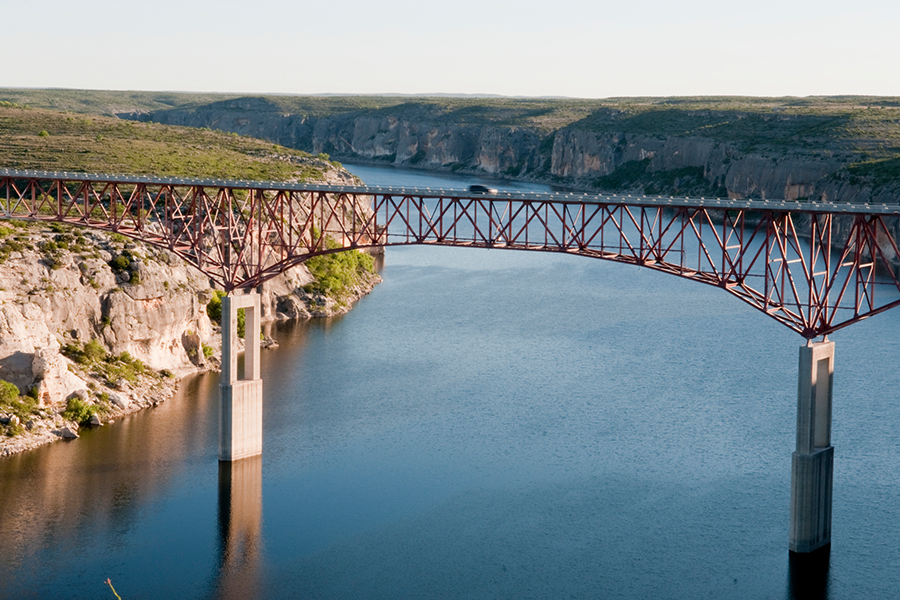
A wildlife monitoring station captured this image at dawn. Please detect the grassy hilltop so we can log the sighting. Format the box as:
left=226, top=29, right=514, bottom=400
left=0, top=101, right=337, bottom=181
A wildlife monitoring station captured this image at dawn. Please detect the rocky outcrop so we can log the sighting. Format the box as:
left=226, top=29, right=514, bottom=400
left=0, top=237, right=218, bottom=383
left=0, top=220, right=379, bottom=456
left=548, top=130, right=852, bottom=201
left=0, top=301, right=87, bottom=405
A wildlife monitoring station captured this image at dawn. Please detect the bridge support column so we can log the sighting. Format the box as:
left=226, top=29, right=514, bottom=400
left=218, top=292, right=263, bottom=462
left=790, top=340, right=835, bottom=553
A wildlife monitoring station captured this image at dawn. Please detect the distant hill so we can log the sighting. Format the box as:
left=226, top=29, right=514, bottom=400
left=0, top=101, right=343, bottom=182
left=3, top=89, right=899, bottom=202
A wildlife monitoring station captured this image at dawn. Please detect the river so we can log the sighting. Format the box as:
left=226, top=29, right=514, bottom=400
left=1, top=164, right=899, bottom=599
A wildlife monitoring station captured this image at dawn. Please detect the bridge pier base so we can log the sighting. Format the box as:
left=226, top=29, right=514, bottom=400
left=790, top=340, right=835, bottom=553
left=218, top=292, right=263, bottom=462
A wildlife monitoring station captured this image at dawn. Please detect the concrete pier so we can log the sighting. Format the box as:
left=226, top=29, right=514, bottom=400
left=218, top=292, right=263, bottom=462
left=790, top=341, right=835, bottom=553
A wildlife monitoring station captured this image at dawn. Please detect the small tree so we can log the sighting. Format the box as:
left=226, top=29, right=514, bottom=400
left=0, top=380, right=19, bottom=404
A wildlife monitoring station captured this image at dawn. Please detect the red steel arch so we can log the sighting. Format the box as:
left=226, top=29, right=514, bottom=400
left=2, top=169, right=900, bottom=339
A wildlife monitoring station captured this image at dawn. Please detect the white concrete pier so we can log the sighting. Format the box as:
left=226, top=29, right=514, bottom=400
left=218, top=292, right=263, bottom=462
left=790, top=341, right=835, bottom=553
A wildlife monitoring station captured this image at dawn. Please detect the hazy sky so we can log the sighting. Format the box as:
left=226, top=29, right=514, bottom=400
left=4, top=0, right=898, bottom=98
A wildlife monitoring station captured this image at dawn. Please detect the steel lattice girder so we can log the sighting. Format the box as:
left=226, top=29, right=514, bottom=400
left=2, top=170, right=899, bottom=338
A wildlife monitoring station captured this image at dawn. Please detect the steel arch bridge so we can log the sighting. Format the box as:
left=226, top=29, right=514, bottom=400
left=2, top=168, right=900, bottom=339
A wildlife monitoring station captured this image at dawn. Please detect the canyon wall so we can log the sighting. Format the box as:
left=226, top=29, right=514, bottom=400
left=127, top=98, right=899, bottom=204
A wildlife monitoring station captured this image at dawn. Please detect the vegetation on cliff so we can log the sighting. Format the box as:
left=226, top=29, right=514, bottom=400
left=303, top=234, right=377, bottom=305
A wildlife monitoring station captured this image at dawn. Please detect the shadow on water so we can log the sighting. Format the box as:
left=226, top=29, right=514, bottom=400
left=788, top=546, right=830, bottom=600
left=215, top=456, right=263, bottom=600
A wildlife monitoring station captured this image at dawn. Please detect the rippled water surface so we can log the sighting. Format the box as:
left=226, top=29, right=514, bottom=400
left=1, top=164, right=899, bottom=599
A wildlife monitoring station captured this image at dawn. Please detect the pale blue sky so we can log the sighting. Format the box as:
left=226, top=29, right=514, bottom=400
left=3, top=0, right=898, bottom=97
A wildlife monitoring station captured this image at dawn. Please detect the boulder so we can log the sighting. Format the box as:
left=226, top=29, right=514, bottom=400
left=32, top=348, right=88, bottom=407
left=67, top=389, right=92, bottom=402
left=108, top=392, right=130, bottom=409
left=59, top=426, right=79, bottom=439
left=89, top=414, right=103, bottom=427
left=0, top=301, right=58, bottom=390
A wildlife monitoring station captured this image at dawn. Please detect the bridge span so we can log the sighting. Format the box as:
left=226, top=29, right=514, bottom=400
left=3, top=167, right=900, bottom=553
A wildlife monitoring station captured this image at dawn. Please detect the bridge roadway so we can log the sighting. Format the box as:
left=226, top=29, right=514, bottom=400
left=5, top=167, right=900, bottom=215
left=3, top=167, right=898, bottom=555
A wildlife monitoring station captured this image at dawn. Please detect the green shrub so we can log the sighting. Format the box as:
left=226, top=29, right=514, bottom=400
left=84, top=339, right=107, bottom=362
left=206, top=290, right=225, bottom=323
left=206, top=290, right=244, bottom=337
left=62, top=397, right=97, bottom=424
left=62, top=339, right=108, bottom=365
left=303, top=239, right=376, bottom=302
left=0, top=380, right=19, bottom=404
left=202, top=344, right=214, bottom=358
left=110, top=254, right=130, bottom=271
left=0, top=380, right=39, bottom=425
left=5, top=422, right=25, bottom=437
left=37, top=130, right=49, bottom=137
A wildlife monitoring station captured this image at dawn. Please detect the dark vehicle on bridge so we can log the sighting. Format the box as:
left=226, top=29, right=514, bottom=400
left=468, top=184, right=498, bottom=194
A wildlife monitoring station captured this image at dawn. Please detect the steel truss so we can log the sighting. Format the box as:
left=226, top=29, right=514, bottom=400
left=2, top=170, right=899, bottom=338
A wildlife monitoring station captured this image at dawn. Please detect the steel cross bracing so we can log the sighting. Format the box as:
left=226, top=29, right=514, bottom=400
left=3, top=168, right=900, bottom=338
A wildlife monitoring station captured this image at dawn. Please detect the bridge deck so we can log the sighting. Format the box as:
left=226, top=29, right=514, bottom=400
left=2, top=168, right=897, bottom=216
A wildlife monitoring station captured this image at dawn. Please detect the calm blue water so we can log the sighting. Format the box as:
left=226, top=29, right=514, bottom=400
left=1, top=164, right=899, bottom=599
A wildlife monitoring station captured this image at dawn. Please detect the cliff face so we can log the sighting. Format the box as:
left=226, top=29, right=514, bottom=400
left=130, top=99, right=899, bottom=204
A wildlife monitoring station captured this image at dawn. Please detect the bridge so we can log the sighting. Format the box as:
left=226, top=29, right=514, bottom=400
left=4, top=167, right=900, bottom=554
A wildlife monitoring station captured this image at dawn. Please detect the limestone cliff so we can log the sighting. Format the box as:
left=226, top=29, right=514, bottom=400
left=129, top=98, right=900, bottom=204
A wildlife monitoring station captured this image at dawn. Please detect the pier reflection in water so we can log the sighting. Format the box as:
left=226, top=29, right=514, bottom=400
left=216, top=455, right=262, bottom=600
left=788, top=547, right=830, bottom=600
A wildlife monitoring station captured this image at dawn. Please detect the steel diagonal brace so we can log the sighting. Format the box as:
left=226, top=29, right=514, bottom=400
left=545, top=202, right=579, bottom=250
left=409, top=196, right=442, bottom=243
left=607, top=206, right=644, bottom=263
left=422, top=197, right=462, bottom=243
left=653, top=208, right=698, bottom=271
left=576, top=205, right=616, bottom=251
left=529, top=202, right=564, bottom=249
